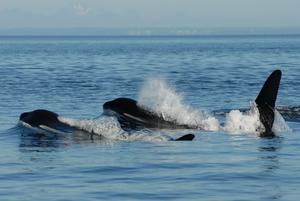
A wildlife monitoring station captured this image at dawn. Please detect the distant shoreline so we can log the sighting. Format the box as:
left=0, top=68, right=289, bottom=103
left=0, top=34, right=300, bottom=38
left=1, top=27, right=300, bottom=37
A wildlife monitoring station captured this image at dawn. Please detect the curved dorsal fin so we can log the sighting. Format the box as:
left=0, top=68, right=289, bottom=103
left=255, top=70, right=281, bottom=137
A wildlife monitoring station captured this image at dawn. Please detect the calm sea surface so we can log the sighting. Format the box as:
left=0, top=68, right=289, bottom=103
left=0, top=35, right=300, bottom=201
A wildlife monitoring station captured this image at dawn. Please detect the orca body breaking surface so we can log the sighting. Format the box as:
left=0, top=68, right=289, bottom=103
left=103, top=98, right=196, bottom=130
left=103, top=70, right=282, bottom=137
left=19, top=109, right=195, bottom=141
left=19, top=70, right=281, bottom=139
left=19, top=109, right=77, bottom=134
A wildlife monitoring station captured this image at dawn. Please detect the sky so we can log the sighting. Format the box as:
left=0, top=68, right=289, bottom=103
left=0, top=0, right=299, bottom=34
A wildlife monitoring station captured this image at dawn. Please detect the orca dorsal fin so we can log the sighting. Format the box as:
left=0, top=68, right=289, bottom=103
left=174, top=134, right=195, bottom=141
left=255, top=70, right=281, bottom=137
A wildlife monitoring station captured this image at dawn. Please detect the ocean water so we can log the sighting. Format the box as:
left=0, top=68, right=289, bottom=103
left=0, top=35, right=300, bottom=201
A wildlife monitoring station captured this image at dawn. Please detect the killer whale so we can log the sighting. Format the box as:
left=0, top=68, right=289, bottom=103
left=103, top=98, right=196, bottom=130
left=255, top=70, right=281, bottom=137
left=103, top=70, right=282, bottom=137
left=19, top=109, right=195, bottom=141
left=19, top=70, right=281, bottom=139
left=19, top=109, right=77, bottom=134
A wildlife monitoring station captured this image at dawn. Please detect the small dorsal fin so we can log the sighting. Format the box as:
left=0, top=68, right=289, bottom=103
left=174, top=134, right=195, bottom=141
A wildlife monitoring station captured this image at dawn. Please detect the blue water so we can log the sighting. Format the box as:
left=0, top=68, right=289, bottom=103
left=1, top=35, right=300, bottom=201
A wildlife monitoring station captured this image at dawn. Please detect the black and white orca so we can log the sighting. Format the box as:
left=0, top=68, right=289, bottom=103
left=19, top=70, right=281, bottom=139
left=19, top=110, right=195, bottom=141
left=103, top=70, right=282, bottom=137
left=19, top=109, right=76, bottom=134
left=103, top=98, right=195, bottom=130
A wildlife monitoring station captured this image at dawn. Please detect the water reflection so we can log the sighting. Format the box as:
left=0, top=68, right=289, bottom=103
left=258, top=137, right=283, bottom=200
left=19, top=131, right=67, bottom=152
left=258, top=136, right=282, bottom=172
left=17, top=125, right=108, bottom=153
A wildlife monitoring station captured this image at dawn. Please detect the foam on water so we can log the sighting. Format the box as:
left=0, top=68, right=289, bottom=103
left=58, top=116, right=169, bottom=142
left=223, top=103, right=264, bottom=135
left=223, top=103, right=291, bottom=135
left=58, top=116, right=128, bottom=140
left=138, top=78, right=220, bottom=131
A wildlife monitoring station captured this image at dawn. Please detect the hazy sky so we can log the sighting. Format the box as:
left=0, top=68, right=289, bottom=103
left=0, top=0, right=299, bottom=29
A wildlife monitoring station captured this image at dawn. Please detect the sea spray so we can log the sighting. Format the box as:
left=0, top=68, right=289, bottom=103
left=59, top=116, right=169, bottom=142
left=58, top=116, right=129, bottom=140
left=138, top=78, right=220, bottom=131
left=223, top=102, right=264, bottom=134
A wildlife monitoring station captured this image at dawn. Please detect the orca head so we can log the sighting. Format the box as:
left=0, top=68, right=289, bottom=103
left=103, top=98, right=177, bottom=129
left=103, top=98, right=139, bottom=115
left=20, top=109, right=59, bottom=127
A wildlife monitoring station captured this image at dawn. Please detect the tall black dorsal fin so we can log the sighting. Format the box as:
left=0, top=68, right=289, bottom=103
left=255, top=70, right=281, bottom=137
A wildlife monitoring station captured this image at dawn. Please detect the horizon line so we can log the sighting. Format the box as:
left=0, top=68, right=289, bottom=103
left=1, top=27, right=300, bottom=36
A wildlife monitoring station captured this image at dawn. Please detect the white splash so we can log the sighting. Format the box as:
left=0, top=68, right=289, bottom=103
left=223, top=103, right=291, bottom=135
left=223, top=103, right=264, bottom=135
left=138, top=78, right=220, bottom=131
left=58, top=116, right=169, bottom=142
left=58, top=116, right=128, bottom=140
